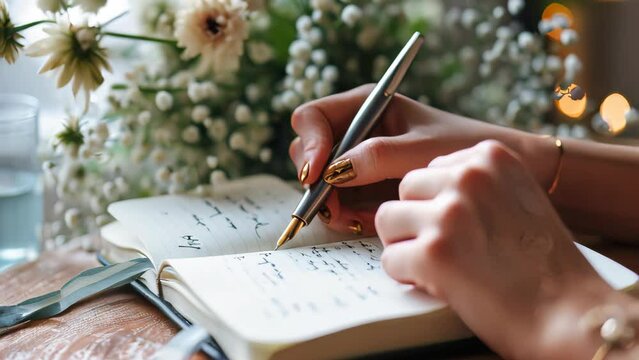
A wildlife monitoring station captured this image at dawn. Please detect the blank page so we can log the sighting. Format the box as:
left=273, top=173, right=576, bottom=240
left=108, top=175, right=352, bottom=266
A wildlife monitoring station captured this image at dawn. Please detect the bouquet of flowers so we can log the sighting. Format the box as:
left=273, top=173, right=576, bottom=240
left=0, top=0, right=588, bottom=244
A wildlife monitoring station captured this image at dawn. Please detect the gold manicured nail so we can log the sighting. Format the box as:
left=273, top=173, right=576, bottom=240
left=318, top=206, right=331, bottom=224
left=299, top=162, right=310, bottom=184
left=348, top=220, right=363, bottom=235
left=323, top=159, right=356, bottom=185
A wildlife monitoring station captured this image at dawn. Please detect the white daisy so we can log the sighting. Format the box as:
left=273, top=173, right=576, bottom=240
left=174, top=0, right=249, bottom=75
left=0, top=0, right=23, bottom=64
left=26, top=20, right=111, bottom=110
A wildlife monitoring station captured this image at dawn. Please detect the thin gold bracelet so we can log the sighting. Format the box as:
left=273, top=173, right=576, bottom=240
left=547, top=137, right=564, bottom=195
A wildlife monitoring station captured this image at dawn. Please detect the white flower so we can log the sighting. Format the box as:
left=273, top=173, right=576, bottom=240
left=155, top=167, right=171, bottom=183
left=247, top=41, right=273, bottom=64
left=341, top=5, right=362, bottom=27
left=314, top=80, right=331, bottom=98
left=234, top=104, right=252, bottom=123
left=303, top=27, right=323, bottom=46
left=1, top=0, right=23, bottom=64
left=151, top=148, right=167, bottom=164
left=289, top=39, right=311, bottom=61
left=138, top=110, right=152, bottom=126
left=102, top=181, right=118, bottom=201
left=492, top=6, right=505, bottom=20
left=182, top=125, right=201, bottom=143
left=174, top=0, right=249, bottom=75
left=475, top=21, right=493, bottom=39
left=114, top=177, right=129, bottom=194
left=26, top=21, right=111, bottom=110
left=155, top=91, right=174, bottom=111
left=245, top=84, right=261, bottom=103
left=37, top=0, right=62, bottom=13
left=508, top=0, right=525, bottom=15
left=461, top=9, right=478, bottom=29
left=76, top=0, right=107, bottom=13
left=259, top=148, right=271, bottom=163
left=286, top=60, right=305, bottom=77
left=192, top=105, right=210, bottom=122
left=229, top=131, right=246, bottom=150
left=311, top=49, right=327, bottom=65
left=206, top=155, right=219, bottom=168
left=311, top=0, right=334, bottom=12
left=256, top=111, right=269, bottom=124
left=208, top=118, right=228, bottom=140
left=294, top=79, right=313, bottom=98
left=209, top=169, right=227, bottom=185
left=517, top=32, right=534, bottom=51
left=64, top=208, right=81, bottom=229
left=305, top=65, right=319, bottom=81
left=296, top=15, right=312, bottom=33
left=282, top=90, right=301, bottom=109
left=321, top=65, right=339, bottom=82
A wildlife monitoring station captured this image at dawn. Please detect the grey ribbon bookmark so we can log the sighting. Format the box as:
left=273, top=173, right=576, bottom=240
left=152, top=325, right=211, bottom=360
left=0, top=257, right=153, bottom=328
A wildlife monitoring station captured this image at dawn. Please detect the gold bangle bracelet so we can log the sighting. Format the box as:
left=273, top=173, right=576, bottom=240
left=547, top=138, right=564, bottom=195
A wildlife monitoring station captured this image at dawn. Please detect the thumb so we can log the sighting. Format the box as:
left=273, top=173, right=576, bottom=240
left=323, top=136, right=417, bottom=187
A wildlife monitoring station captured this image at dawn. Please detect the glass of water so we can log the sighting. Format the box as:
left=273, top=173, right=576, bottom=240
left=0, top=94, right=42, bottom=271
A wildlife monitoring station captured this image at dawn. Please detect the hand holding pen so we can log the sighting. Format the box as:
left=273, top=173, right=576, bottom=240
left=276, top=33, right=425, bottom=249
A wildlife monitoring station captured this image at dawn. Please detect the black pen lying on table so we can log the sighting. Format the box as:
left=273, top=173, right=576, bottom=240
left=275, top=31, right=425, bottom=250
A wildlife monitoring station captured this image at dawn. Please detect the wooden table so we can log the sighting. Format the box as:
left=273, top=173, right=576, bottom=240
left=1, top=242, right=637, bottom=359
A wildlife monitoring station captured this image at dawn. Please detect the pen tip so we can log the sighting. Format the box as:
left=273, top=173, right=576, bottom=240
left=274, top=217, right=305, bottom=251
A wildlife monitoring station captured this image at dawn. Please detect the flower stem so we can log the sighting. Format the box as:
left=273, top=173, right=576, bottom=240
left=12, top=19, right=56, bottom=33
left=102, top=31, right=178, bottom=46
left=111, top=83, right=186, bottom=93
left=102, top=11, right=129, bottom=28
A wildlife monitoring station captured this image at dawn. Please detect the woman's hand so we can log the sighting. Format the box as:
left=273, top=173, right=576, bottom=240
left=377, top=140, right=625, bottom=359
left=289, top=85, right=559, bottom=235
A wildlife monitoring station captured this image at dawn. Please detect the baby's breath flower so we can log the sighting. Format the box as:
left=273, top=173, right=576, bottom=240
left=247, top=41, right=273, bottom=64
left=155, top=90, right=174, bottom=111
left=182, top=125, right=201, bottom=143
left=341, top=5, right=362, bottom=28
left=209, top=169, right=227, bottom=185
left=37, top=0, right=63, bottom=13
left=0, top=1, right=23, bottom=64
left=76, top=0, right=107, bottom=13
left=27, top=21, right=111, bottom=110
left=206, top=155, right=219, bottom=168
left=234, top=104, right=251, bottom=123
left=174, top=0, right=249, bottom=75
left=64, top=208, right=81, bottom=229
left=192, top=105, right=210, bottom=122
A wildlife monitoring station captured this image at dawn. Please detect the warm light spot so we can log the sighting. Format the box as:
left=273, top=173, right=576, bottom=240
left=600, top=93, right=630, bottom=135
left=555, top=84, right=587, bottom=119
left=542, top=3, right=574, bottom=42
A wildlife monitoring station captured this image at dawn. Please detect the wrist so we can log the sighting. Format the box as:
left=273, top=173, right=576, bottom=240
left=536, top=281, right=637, bottom=359
left=505, top=129, right=560, bottom=191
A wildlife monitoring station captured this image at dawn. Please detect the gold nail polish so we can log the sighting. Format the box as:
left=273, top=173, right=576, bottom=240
left=299, top=162, right=310, bottom=184
left=323, top=159, right=356, bottom=185
left=347, top=220, right=363, bottom=235
left=318, top=206, right=331, bottom=224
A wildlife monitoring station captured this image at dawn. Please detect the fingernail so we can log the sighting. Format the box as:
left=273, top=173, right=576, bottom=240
left=323, top=159, right=356, bottom=185
left=347, top=220, right=363, bottom=235
left=318, top=206, right=331, bottom=224
left=299, top=162, right=310, bottom=184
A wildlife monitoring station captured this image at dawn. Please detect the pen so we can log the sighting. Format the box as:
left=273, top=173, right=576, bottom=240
left=275, top=32, right=425, bottom=250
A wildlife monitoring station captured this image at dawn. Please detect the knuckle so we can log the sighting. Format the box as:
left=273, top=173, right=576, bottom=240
left=360, top=138, right=392, bottom=174
left=419, top=230, right=451, bottom=263
left=439, top=194, right=469, bottom=224
left=477, top=140, right=513, bottom=166
left=455, top=164, right=492, bottom=193
left=399, top=169, right=425, bottom=200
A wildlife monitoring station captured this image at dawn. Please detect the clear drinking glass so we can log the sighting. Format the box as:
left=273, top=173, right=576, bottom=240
left=0, top=94, right=42, bottom=271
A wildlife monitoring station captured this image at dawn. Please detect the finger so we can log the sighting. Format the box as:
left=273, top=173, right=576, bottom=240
left=398, top=167, right=453, bottom=201
left=375, top=200, right=434, bottom=247
left=381, top=239, right=425, bottom=285
left=323, top=135, right=419, bottom=187
left=319, top=192, right=377, bottom=236
left=291, top=85, right=375, bottom=184
left=288, top=137, right=305, bottom=174
left=427, top=145, right=478, bottom=168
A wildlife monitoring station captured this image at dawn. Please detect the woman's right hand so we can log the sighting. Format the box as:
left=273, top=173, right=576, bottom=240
left=289, top=85, right=560, bottom=235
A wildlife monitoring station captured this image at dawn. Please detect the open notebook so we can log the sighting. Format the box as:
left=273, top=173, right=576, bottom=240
left=102, top=175, right=639, bottom=360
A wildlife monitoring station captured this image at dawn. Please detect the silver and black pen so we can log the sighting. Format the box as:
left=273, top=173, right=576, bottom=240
left=275, top=32, right=425, bottom=250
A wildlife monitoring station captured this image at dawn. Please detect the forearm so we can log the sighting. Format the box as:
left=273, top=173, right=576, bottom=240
left=504, top=129, right=639, bottom=240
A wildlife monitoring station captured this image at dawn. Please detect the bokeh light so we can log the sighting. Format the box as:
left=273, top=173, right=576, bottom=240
left=555, top=84, right=587, bottom=118
left=600, top=93, right=630, bottom=135
left=542, top=3, right=574, bottom=42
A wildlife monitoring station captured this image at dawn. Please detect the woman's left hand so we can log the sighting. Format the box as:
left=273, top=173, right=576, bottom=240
left=376, top=140, right=619, bottom=359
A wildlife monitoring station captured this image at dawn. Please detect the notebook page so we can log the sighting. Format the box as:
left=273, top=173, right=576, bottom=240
left=107, top=175, right=352, bottom=266
left=164, top=238, right=445, bottom=344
